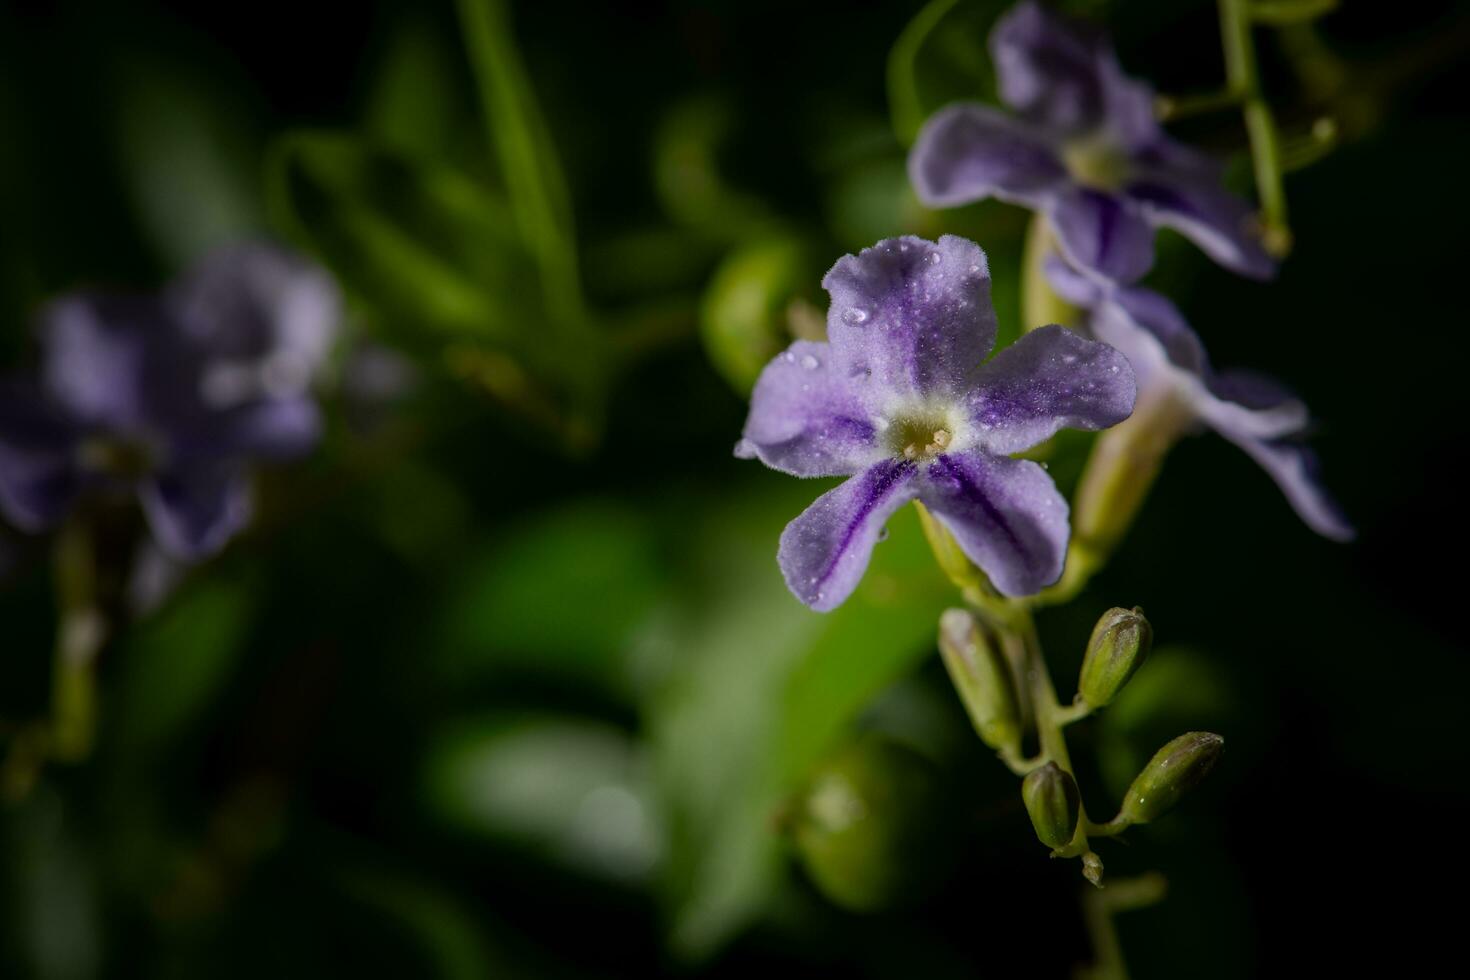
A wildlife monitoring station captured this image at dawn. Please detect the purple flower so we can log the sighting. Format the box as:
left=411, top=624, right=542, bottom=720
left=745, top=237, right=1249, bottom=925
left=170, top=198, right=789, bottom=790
left=908, top=1, right=1274, bottom=284
left=736, top=235, right=1136, bottom=611
left=1044, top=256, right=1352, bottom=540
left=0, top=244, right=338, bottom=560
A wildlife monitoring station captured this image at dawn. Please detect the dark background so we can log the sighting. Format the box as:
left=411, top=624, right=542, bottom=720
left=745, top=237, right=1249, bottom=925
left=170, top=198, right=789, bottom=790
left=2, top=1, right=1467, bottom=977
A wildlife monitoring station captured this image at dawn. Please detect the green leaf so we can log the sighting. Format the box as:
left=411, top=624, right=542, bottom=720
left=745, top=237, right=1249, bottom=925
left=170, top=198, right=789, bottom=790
left=455, top=0, right=583, bottom=326
left=650, top=478, right=951, bottom=959
left=434, top=503, right=666, bottom=698
left=266, top=131, right=533, bottom=344
left=423, top=713, right=662, bottom=883
left=111, top=579, right=254, bottom=750
left=888, top=0, right=1005, bottom=146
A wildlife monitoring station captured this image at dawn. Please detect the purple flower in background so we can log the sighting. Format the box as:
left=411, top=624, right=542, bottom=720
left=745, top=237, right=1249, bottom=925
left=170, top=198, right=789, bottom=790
left=736, top=235, right=1136, bottom=611
left=908, top=0, right=1275, bottom=284
left=1044, top=257, right=1351, bottom=540
left=0, top=244, right=338, bottom=560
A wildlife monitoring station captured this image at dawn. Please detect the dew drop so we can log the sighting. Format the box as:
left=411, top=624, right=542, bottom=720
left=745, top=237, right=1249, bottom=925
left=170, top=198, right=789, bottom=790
left=927, top=251, right=942, bottom=265
left=843, top=307, right=869, bottom=325
left=801, top=354, right=819, bottom=370
left=783, top=351, right=797, bottom=363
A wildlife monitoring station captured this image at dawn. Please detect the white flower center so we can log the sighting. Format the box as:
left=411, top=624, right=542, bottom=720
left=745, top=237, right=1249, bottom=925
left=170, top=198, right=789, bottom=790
left=880, top=406, right=964, bottom=462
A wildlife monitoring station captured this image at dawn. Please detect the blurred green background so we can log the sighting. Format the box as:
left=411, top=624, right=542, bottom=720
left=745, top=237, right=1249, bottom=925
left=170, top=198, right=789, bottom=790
left=2, top=0, right=1466, bottom=976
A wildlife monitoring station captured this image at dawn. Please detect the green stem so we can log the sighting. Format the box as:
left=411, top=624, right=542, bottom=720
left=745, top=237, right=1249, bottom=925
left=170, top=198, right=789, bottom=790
left=1021, top=214, right=1079, bottom=333
left=1219, top=0, right=1293, bottom=256
left=50, top=520, right=107, bottom=762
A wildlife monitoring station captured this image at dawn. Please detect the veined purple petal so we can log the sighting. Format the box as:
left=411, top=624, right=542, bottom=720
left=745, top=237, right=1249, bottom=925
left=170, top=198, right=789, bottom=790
left=823, top=235, right=997, bottom=401
left=909, top=104, right=1067, bottom=208
left=736, top=341, right=879, bottom=478
left=139, top=465, right=252, bottom=561
left=919, top=450, right=1069, bottom=596
left=1130, top=178, right=1276, bottom=280
left=778, top=460, right=919, bottom=611
left=1219, top=433, right=1354, bottom=541
left=965, top=325, right=1135, bottom=455
left=1049, top=189, right=1154, bottom=284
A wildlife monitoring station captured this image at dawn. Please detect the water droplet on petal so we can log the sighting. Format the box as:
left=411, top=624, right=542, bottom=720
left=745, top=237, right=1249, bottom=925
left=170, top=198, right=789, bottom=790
left=783, top=351, right=797, bottom=363
left=843, top=307, right=869, bottom=325
left=927, top=251, right=942, bottom=265
left=801, top=354, right=819, bottom=370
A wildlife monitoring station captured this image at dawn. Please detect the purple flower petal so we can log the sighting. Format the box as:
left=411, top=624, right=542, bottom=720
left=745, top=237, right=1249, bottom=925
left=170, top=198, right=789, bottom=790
left=823, top=235, right=997, bottom=400
left=1218, top=433, right=1354, bottom=542
left=919, top=449, right=1069, bottom=596
left=908, top=104, right=1068, bottom=208
left=1129, top=178, right=1276, bottom=280
left=0, top=384, right=81, bottom=531
left=1049, top=188, right=1154, bottom=285
left=736, top=341, right=879, bottom=478
left=37, top=295, right=156, bottom=429
left=991, top=0, right=1157, bottom=147
left=171, top=396, right=324, bottom=465
left=169, top=243, right=341, bottom=404
left=778, top=460, right=919, bottom=611
left=139, top=465, right=252, bottom=561
left=965, top=325, right=1136, bottom=455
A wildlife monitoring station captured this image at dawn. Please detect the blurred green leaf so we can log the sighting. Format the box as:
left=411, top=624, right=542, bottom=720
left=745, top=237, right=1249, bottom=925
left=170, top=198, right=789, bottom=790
left=364, top=14, right=464, bottom=159
left=112, top=63, right=263, bottom=266
left=425, top=713, right=662, bottom=883
left=888, top=0, right=1005, bottom=145
left=435, top=503, right=666, bottom=697
left=455, top=0, right=583, bottom=326
left=654, top=96, right=783, bottom=243
left=267, top=131, right=532, bottom=343
left=112, top=579, right=254, bottom=751
left=650, top=479, right=951, bottom=959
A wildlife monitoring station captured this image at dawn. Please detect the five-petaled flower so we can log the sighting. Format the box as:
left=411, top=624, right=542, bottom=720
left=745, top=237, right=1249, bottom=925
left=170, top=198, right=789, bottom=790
left=908, top=0, right=1275, bottom=285
left=1045, top=255, right=1352, bottom=541
left=735, top=235, right=1137, bottom=611
left=0, top=243, right=339, bottom=560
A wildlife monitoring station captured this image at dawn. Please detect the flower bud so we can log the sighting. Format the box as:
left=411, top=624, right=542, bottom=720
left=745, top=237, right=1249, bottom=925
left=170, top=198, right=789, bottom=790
left=915, top=502, right=984, bottom=591
left=1078, top=606, right=1152, bottom=708
left=1021, top=762, right=1080, bottom=851
left=1120, top=732, right=1224, bottom=824
left=937, top=609, right=1020, bottom=752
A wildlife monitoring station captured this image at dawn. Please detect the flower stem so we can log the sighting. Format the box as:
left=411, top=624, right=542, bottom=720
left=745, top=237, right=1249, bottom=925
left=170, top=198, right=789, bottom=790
left=1021, top=215, right=1079, bottom=333
left=1219, top=0, right=1293, bottom=256
left=49, top=520, right=107, bottom=762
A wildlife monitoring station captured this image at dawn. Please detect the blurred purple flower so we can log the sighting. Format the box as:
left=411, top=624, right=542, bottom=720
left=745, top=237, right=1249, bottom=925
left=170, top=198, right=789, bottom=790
left=1045, top=256, right=1352, bottom=540
left=0, top=244, right=339, bottom=560
left=908, top=0, right=1274, bottom=284
left=736, top=235, right=1136, bottom=611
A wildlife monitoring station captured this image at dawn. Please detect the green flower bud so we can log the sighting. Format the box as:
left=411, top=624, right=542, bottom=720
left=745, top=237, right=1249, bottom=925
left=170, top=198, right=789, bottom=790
left=937, top=609, right=1020, bottom=752
left=790, top=735, right=945, bottom=911
left=1078, top=606, right=1152, bottom=708
left=1120, top=731, right=1224, bottom=824
left=1022, top=762, right=1081, bottom=851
